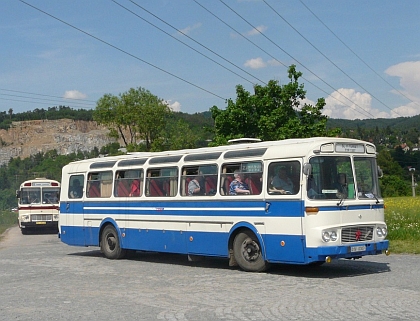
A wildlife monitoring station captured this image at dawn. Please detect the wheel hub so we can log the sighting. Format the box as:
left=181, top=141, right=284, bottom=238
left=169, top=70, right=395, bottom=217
left=241, top=238, right=260, bottom=262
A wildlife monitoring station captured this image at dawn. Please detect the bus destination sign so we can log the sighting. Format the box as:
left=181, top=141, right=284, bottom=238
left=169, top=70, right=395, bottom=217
left=335, top=143, right=365, bottom=153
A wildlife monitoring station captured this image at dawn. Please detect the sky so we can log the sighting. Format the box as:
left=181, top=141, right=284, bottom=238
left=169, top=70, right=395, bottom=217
left=1, top=0, right=420, bottom=120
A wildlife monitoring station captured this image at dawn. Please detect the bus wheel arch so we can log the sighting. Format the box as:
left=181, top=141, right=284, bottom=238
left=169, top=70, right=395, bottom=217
left=99, top=222, right=127, bottom=260
left=228, top=224, right=269, bottom=272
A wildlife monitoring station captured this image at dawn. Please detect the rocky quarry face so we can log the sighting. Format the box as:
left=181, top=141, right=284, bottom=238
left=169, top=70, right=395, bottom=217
left=0, top=119, right=116, bottom=166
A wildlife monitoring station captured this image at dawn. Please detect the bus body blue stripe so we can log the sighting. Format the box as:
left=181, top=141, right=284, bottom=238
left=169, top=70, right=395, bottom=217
left=60, top=225, right=388, bottom=264
left=61, top=199, right=305, bottom=217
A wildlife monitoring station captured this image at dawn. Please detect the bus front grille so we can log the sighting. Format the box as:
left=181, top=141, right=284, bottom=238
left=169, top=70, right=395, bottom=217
left=342, top=226, right=374, bottom=243
left=31, top=214, right=53, bottom=222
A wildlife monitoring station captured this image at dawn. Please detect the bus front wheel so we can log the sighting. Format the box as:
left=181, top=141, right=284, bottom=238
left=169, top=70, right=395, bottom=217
left=233, top=231, right=268, bottom=272
left=100, top=225, right=126, bottom=259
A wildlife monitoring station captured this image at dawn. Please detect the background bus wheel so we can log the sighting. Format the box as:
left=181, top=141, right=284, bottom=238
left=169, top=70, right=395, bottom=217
left=233, top=231, right=268, bottom=272
left=100, top=225, right=126, bottom=259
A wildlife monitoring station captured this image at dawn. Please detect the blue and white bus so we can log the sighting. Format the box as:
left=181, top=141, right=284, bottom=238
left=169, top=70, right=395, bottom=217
left=59, top=137, right=389, bottom=272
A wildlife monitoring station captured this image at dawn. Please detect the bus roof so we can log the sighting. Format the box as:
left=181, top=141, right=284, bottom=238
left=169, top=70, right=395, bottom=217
left=62, top=137, right=376, bottom=172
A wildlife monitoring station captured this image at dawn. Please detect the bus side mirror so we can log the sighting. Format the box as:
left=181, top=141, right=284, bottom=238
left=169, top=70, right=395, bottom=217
left=16, top=190, right=20, bottom=198
left=303, top=163, right=312, bottom=176
left=378, top=166, right=383, bottom=178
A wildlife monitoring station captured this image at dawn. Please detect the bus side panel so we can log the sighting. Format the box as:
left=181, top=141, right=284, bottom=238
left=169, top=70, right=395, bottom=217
left=124, top=228, right=187, bottom=253
left=264, top=234, right=306, bottom=263
left=264, top=200, right=305, bottom=263
left=186, top=230, right=229, bottom=257
left=60, top=225, right=86, bottom=246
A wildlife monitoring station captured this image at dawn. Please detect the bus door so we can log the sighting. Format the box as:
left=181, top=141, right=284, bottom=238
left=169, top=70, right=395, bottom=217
left=264, top=159, right=306, bottom=263
left=62, top=174, right=85, bottom=246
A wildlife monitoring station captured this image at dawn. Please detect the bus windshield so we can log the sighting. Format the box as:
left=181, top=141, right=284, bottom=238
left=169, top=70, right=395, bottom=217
left=19, top=187, right=60, bottom=204
left=307, top=156, right=380, bottom=200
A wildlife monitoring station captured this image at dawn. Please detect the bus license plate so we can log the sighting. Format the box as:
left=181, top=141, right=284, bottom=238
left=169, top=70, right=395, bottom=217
left=351, top=245, right=366, bottom=253
left=36, top=222, right=47, bottom=225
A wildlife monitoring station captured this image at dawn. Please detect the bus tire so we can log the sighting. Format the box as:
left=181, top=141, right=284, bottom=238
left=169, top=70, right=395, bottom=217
left=100, top=225, right=126, bottom=259
left=233, top=231, right=268, bottom=272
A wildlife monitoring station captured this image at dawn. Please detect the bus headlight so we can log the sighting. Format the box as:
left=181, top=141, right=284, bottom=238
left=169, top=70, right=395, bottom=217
left=322, top=230, right=338, bottom=242
left=376, top=226, right=388, bottom=238
left=20, top=215, right=30, bottom=222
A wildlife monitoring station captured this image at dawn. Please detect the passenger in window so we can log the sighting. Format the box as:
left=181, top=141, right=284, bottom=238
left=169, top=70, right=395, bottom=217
left=188, top=174, right=204, bottom=195
left=271, top=167, right=294, bottom=194
left=229, top=171, right=251, bottom=195
left=129, top=179, right=140, bottom=197
left=70, top=179, right=83, bottom=199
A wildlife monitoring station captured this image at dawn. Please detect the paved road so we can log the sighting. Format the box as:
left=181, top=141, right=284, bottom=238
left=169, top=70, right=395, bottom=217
left=0, top=226, right=419, bottom=321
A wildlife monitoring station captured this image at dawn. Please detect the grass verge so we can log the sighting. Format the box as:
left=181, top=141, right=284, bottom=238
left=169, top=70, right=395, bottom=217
left=0, top=210, right=18, bottom=241
left=384, top=196, right=420, bottom=254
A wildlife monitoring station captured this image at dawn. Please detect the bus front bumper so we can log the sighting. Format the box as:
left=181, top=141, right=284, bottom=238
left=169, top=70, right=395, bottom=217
left=21, top=221, right=58, bottom=230
left=307, top=240, right=389, bottom=263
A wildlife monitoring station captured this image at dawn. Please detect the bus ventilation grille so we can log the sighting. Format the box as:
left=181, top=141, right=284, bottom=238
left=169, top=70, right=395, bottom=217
left=341, top=226, right=374, bottom=243
left=31, top=214, right=53, bottom=222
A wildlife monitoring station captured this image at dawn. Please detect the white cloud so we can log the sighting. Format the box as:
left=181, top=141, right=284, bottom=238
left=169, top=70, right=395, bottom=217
left=385, top=61, right=420, bottom=115
left=324, top=88, right=377, bottom=120
left=178, top=23, right=202, bottom=36
left=165, top=100, right=181, bottom=112
left=244, top=57, right=266, bottom=69
left=387, top=102, right=420, bottom=118
left=321, top=61, right=420, bottom=120
left=246, top=25, right=267, bottom=36
left=63, top=90, right=87, bottom=100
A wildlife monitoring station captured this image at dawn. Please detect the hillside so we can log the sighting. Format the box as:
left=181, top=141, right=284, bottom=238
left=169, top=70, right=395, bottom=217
left=0, top=119, right=115, bottom=166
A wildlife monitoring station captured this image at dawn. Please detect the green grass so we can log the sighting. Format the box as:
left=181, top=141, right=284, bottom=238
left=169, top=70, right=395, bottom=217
left=0, top=210, right=18, bottom=239
left=384, top=196, right=420, bottom=254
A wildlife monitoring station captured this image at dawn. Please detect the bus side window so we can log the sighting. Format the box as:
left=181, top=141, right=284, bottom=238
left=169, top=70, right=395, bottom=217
left=267, top=161, right=300, bottom=195
left=69, top=175, right=84, bottom=199
left=86, top=171, right=112, bottom=198
left=181, top=164, right=217, bottom=196
left=221, top=162, right=261, bottom=196
left=146, top=167, right=178, bottom=197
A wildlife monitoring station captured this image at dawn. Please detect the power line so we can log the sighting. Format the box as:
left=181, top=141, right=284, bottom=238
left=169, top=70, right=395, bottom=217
left=0, top=88, right=97, bottom=103
left=299, top=0, right=420, bottom=109
left=192, top=0, right=374, bottom=119
left=18, top=0, right=227, bottom=102
left=218, top=0, right=376, bottom=119
left=263, top=0, right=403, bottom=117
left=111, top=0, right=258, bottom=86
left=127, top=0, right=266, bottom=85
left=0, top=96, right=95, bottom=109
left=0, top=92, right=96, bottom=108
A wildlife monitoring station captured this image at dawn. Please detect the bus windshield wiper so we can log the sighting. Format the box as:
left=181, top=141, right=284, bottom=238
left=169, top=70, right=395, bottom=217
left=337, top=195, right=345, bottom=207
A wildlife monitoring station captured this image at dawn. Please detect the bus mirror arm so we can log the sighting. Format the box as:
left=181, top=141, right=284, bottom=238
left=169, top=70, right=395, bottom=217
left=377, top=166, right=383, bottom=178
left=303, top=163, right=312, bottom=176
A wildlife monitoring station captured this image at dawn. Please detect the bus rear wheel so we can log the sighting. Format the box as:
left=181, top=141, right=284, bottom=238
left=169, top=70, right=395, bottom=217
left=100, top=225, right=126, bottom=259
left=233, top=231, right=268, bottom=272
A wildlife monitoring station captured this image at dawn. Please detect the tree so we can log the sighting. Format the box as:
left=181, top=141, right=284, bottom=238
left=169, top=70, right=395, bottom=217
left=94, top=87, right=171, bottom=150
left=210, top=65, right=339, bottom=145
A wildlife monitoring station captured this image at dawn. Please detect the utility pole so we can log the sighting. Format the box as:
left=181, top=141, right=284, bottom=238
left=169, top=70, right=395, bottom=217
left=409, top=167, right=416, bottom=197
